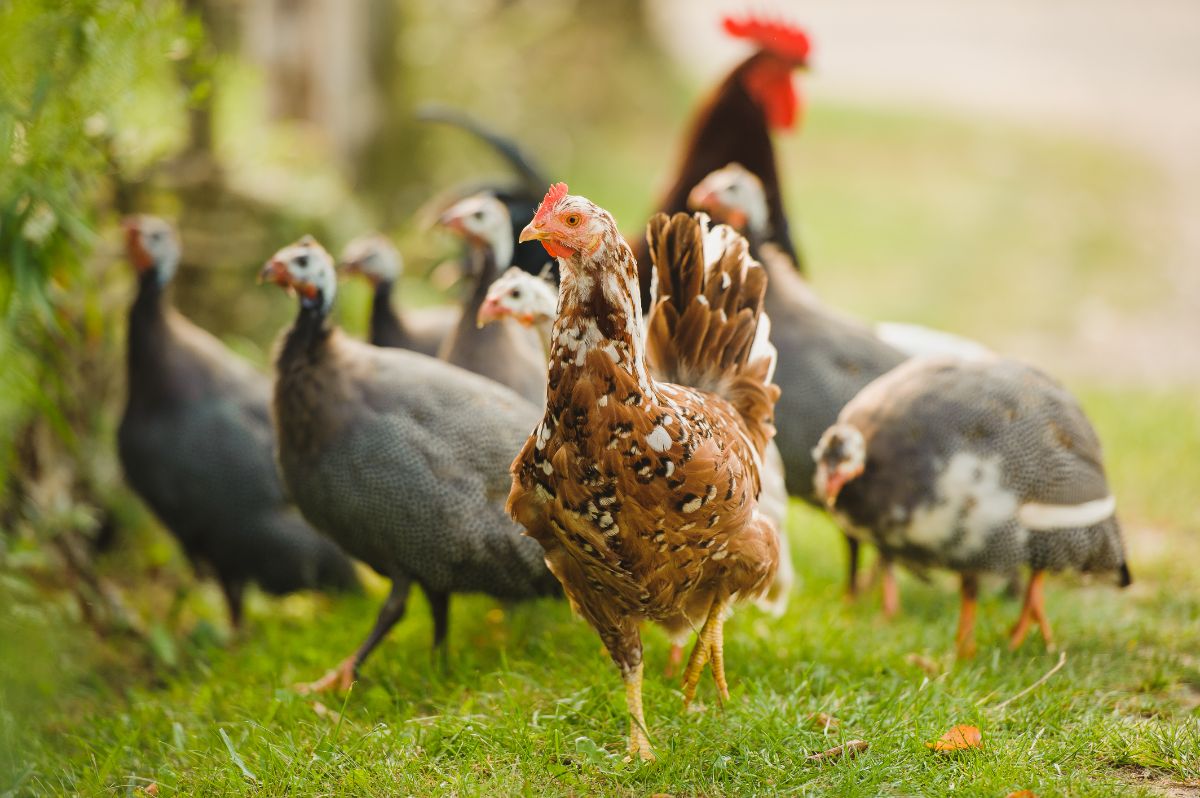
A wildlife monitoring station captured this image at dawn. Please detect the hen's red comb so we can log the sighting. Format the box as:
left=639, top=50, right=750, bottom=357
left=722, top=14, right=811, bottom=63
left=532, top=182, right=569, bottom=226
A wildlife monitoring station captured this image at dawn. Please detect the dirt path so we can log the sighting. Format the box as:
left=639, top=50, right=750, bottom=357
left=650, top=0, right=1200, bottom=385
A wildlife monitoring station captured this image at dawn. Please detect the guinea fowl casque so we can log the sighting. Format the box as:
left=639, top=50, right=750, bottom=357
left=261, top=235, right=560, bottom=692
left=118, top=216, right=359, bottom=626
left=629, top=14, right=812, bottom=309
left=436, top=193, right=549, bottom=404
left=814, top=355, right=1131, bottom=657
left=337, top=234, right=456, bottom=355
left=509, top=184, right=781, bottom=760
left=686, top=164, right=911, bottom=612
left=479, top=264, right=795, bottom=631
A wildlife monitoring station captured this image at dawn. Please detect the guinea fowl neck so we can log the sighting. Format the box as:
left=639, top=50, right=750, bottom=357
left=456, top=247, right=502, bottom=338
left=548, top=235, right=650, bottom=394
left=369, top=280, right=406, bottom=346
left=280, top=301, right=333, bottom=366
left=126, top=272, right=171, bottom=403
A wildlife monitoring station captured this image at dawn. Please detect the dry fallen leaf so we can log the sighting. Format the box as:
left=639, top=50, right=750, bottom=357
left=926, top=724, right=983, bottom=752
left=649, top=794, right=675, bottom=798
left=806, top=712, right=841, bottom=732
left=806, top=740, right=869, bottom=762
left=142, top=785, right=159, bottom=797
left=905, top=653, right=942, bottom=676
left=1005, top=791, right=1036, bottom=797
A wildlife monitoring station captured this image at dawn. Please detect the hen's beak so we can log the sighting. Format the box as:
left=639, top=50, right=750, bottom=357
left=476, top=295, right=505, bottom=328
left=518, top=222, right=544, bottom=244
left=259, top=258, right=290, bottom=287
left=823, top=472, right=848, bottom=508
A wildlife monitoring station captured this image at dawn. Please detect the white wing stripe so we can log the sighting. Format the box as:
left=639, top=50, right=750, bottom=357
left=1018, top=496, right=1116, bottom=530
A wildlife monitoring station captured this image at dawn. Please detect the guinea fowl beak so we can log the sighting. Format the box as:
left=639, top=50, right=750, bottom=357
left=476, top=295, right=504, bottom=328
left=438, top=210, right=468, bottom=236
left=687, top=186, right=716, bottom=212
left=823, top=472, right=848, bottom=508
left=259, top=258, right=290, bottom=287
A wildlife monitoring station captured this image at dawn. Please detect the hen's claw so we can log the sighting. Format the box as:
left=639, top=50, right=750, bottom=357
left=681, top=597, right=731, bottom=709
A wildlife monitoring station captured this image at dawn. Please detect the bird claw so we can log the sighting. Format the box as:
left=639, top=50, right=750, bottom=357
left=294, top=656, right=357, bottom=694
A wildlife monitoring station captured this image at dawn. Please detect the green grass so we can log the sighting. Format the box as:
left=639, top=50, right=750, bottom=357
left=3, top=101, right=1199, bottom=795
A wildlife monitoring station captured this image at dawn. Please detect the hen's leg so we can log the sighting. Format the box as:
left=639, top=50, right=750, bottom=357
left=623, top=661, right=654, bottom=761
left=1008, top=570, right=1053, bottom=651
left=681, top=595, right=731, bottom=709
left=880, top=558, right=900, bottom=619
left=298, top=576, right=412, bottom=693
left=955, top=573, right=980, bottom=660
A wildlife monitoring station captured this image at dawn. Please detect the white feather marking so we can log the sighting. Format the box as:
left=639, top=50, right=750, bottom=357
left=646, top=425, right=672, bottom=453
left=1019, top=496, right=1116, bottom=530
left=539, top=460, right=553, bottom=475
left=682, top=497, right=702, bottom=513
left=906, top=452, right=1018, bottom=556
left=597, top=394, right=608, bottom=407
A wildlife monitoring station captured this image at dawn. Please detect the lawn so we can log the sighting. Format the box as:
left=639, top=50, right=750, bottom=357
left=2, top=101, right=1198, bottom=797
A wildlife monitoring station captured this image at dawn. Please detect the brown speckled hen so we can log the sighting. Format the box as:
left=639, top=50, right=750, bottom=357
left=509, top=184, right=780, bottom=760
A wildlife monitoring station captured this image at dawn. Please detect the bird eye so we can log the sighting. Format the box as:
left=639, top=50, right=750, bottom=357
left=510, top=288, right=521, bottom=299
left=564, top=213, right=581, bottom=227
left=473, top=211, right=484, bottom=220
left=295, top=254, right=309, bottom=269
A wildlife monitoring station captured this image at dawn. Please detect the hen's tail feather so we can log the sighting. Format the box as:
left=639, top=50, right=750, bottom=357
left=645, top=212, right=779, bottom=454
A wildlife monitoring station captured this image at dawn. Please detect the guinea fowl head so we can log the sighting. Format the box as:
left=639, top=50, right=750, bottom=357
left=477, top=266, right=557, bottom=329
left=438, top=193, right=515, bottom=269
left=723, top=14, right=811, bottom=131
left=518, top=182, right=620, bottom=267
left=687, top=163, right=768, bottom=238
left=122, top=215, right=181, bottom=285
left=260, top=235, right=337, bottom=314
left=338, top=234, right=402, bottom=285
left=813, top=423, right=867, bottom=508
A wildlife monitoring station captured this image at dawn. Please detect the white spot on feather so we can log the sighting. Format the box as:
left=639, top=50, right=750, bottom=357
left=646, top=426, right=672, bottom=453
left=682, top=496, right=702, bottom=514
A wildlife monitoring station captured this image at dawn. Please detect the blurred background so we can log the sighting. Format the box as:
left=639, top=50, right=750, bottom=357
left=0, top=0, right=1197, bottom=737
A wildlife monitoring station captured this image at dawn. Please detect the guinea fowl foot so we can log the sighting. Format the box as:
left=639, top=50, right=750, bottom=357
left=955, top=574, right=980, bottom=660
left=1008, top=571, right=1055, bottom=651
left=623, top=662, right=655, bottom=762
left=295, top=655, right=357, bottom=694
left=681, top=597, right=731, bottom=709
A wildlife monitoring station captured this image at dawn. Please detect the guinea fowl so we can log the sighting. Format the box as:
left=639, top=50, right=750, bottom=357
left=689, top=163, right=993, bottom=361
left=118, top=216, right=359, bottom=626
left=815, top=355, right=1131, bottom=657
left=261, top=235, right=559, bottom=692
left=479, top=264, right=795, bottom=628
left=510, top=185, right=781, bottom=760
left=337, top=234, right=456, bottom=356
left=629, top=14, right=812, bottom=309
left=418, top=104, right=559, bottom=281
left=436, top=193, right=548, bottom=404
left=684, top=165, right=909, bottom=612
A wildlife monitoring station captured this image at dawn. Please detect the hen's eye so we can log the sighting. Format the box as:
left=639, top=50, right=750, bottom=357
left=564, top=213, right=581, bottom=227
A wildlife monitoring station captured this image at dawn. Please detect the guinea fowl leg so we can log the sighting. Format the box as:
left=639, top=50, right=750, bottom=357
left=221, top=578, right=246, bottom=631
left=955, top=573, right=980, bottom=659
left=681, top=595, right=731, bottom=709
left=1008, top=570, right=1054, bottom=651
left=844, top=535, right=861, bottom=598
left=298, top=577, right=412, bottom=694
left=422, top=586, right=450, bottom=670
left=880, top=558, right=900, bottom=619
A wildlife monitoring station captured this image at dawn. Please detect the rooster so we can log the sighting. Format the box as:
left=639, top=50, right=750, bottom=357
left=631, top=14, right=811, bottom=308
left=509, top=183, right=780, bottom=760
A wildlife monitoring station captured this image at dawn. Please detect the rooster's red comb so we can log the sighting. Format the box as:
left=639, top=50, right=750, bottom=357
left=532, top=182, right=569, bottom=226
left=722, top=14, right=811, bottom=64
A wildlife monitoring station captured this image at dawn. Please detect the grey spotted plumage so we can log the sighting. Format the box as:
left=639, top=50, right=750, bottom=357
left=267, top=237, right=559, bottom=686
left=815, top=355, right=1130, bottom=654
left=118, top=218, right=359, bottom=627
